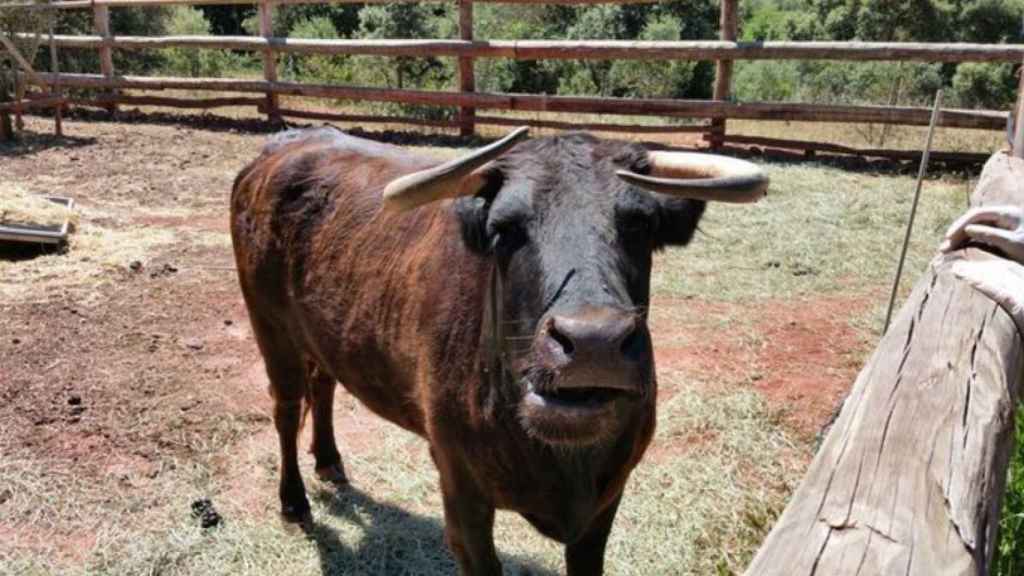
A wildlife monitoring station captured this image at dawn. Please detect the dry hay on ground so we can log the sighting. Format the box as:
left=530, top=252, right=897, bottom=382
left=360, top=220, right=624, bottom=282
left=0, top=183, right=77, bottom=228
left=0, top=181, right=177, bottom=304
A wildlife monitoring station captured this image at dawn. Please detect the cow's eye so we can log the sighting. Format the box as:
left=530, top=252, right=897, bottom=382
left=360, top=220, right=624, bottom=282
left=490, top=221, right=527, bottom=255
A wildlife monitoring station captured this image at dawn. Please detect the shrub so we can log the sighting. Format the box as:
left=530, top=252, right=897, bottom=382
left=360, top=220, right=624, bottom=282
left=950, top=62, right=1019, bottom=110
left=283, top=16, right=352, bottom=85
left=163, top=7, right=249, bottom=78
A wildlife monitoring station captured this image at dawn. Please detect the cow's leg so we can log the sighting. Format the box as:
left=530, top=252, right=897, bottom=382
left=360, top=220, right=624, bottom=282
left=308, top=363, right=347, bottom=485
left=249, top=315, right=311, bottom=525
left=437, top=460, right=502, bottom=576
left=565, top=494, right=623, bottom=576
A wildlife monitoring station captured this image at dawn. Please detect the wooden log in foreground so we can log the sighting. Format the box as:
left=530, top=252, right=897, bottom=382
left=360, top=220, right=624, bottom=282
left=31, top=35, right=1024, bottom=63
left=20, top=72, right=1010, bottom=130
left=745, top=151, right=1024, bottom=575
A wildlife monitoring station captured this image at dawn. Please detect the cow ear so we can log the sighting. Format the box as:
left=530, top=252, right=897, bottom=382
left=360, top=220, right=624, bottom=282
left=654, top=197, right=707, bottom=248
left=454, top=166, right=505, bottom=255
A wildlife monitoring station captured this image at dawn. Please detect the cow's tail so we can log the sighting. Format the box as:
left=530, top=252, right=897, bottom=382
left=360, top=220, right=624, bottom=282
left=298, top=360, right=320, bottom=432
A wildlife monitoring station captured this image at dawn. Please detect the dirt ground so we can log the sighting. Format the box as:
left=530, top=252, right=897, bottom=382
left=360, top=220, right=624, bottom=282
left=0, top=113, right=881, bottom=572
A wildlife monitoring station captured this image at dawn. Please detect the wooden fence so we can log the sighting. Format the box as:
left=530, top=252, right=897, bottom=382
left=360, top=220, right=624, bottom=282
left=2, top=0, right=1024, bottom=158
left=745, top=149, right=1024, bottom=575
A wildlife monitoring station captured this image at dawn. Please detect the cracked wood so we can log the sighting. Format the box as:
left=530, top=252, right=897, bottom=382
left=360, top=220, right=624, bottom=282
left=745, top=152, right=1024, bottom=576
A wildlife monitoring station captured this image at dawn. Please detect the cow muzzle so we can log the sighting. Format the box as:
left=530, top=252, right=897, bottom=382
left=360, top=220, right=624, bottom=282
left=518, top=306, right=651, bottom=446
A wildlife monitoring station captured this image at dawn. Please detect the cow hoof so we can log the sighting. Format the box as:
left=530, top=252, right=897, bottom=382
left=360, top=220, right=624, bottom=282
left=315, top=463, right=349, bottom=487
left=280, top=503, right=313, bottom=532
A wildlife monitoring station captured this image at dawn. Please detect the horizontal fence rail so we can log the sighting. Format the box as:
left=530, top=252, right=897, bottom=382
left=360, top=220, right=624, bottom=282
left=20, top=72, right=1010, bottom=130
left=6, top=0, right=659, bottom=9
left=24, top=35, right=1024, bottom=63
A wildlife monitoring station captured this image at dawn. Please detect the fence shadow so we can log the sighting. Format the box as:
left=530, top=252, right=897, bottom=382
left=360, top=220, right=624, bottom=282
left=307, top=486, right=558, bottom=576
left=0, top=130, right=96, bottom=158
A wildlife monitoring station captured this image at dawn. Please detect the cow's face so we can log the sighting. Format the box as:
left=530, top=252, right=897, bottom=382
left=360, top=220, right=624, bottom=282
left=454, top=134, right=706, bottom=446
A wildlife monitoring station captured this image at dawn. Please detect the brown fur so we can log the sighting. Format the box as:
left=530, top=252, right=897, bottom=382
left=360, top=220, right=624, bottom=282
left=231, top=129, right=659, bottom=575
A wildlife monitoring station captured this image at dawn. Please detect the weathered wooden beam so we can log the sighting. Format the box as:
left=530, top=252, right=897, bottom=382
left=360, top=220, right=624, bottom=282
left=457, top=0, right=475, bottom=137
left=714, top=133, right=991, bottom=164
left=745, top=151, right=1024, bottom=575
left=92, top=4, right=116, bottom=112
left=0, top=95, right=66, bottom=113
left=49, top=21, right=62, bottom=136
left=257, top=0, right=278, bottom=122
left=24, top=35, right=1024, bottom=63
left=21, top=72, right=1010, bottom=130
left=73, top=94, right=265, bottom=109
left=1, top=0, right=658, bottom=9
left=1013, top=60, right=1023, bottom=159
left=275, top=106, right=711, bottom=134
left=710, top=0, right=737, bottom=148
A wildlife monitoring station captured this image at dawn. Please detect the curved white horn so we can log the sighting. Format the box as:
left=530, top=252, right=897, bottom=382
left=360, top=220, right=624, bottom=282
left=616, top=151, right=768, bottom=203
left=383, top=127, right=529, bottom=212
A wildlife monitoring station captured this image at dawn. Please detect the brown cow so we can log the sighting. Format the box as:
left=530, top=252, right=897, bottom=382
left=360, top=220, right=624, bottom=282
left=230, top=126, right=767, bottom=575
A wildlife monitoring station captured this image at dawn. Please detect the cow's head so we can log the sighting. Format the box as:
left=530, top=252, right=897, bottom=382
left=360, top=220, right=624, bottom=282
left=383, top=128, right=767, bottom=446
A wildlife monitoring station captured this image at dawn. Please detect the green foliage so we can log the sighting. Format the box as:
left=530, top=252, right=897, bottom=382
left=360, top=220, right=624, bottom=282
left=607, top=16, right=712, bottom=99
left=996, top=412, right=1024, bottom=575
left=282, top=17, right=351, bottom=85
left=162, top=7, right=248, bottom=78
left=951, top=62, right=1019, bottom=109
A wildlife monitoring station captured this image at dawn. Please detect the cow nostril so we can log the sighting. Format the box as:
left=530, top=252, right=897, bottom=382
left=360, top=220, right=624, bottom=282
left=619, top=325, right=646, bottom=361
left=548, top=325, right=576, bottom=357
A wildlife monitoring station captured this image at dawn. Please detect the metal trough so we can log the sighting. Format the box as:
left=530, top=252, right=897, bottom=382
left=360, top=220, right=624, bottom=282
left=0, top=196, right=74, bottom=245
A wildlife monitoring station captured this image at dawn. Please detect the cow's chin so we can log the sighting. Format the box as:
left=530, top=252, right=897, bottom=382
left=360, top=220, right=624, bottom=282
left=516, top=376, right=645, bottom=447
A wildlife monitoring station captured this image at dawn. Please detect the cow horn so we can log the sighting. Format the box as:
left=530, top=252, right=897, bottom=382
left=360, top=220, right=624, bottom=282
left=616, top=151, right=768, bottom=203
left=383, top=127, right=530, bottom=212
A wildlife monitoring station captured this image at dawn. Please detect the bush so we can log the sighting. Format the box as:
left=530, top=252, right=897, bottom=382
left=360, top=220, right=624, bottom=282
left=283, top=16, right=351, bottom=84
left=162, top=7, right=249, bottom=78
left=951, top=62, right=1019, bottom=110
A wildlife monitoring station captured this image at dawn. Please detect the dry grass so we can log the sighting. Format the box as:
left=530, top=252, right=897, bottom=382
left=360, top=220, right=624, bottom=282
left=654, top=162, right=968, bottom=310
left=0, top=183, right=77, bottom=228
left=0, top=191, right=178, bottom=304
left=0, top=378, right=800, bottom=576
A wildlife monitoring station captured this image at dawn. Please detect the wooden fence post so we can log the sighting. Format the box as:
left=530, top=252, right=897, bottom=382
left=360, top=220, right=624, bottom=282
left=258, top=0, right=279, bottom=124
left=710, top=0, right=737, bottom=148
left=458, top=0, right=475, bottom=138
left=744, top=151, right=1024, bottom=575
left=92, top=4, right=116, bottom=113
left=49, top=21, right=62, bottom=137
left=1013, top=58, right=1023, bottom=158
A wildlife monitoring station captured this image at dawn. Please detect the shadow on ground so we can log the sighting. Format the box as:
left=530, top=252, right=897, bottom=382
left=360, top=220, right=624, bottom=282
left=0, top=131, right=96, bottom=158
left=309, top=487, right=557, bottom=576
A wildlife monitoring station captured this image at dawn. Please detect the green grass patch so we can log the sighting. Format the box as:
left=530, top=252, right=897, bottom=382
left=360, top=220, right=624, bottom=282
left=653, top=162, right=968, bottom=303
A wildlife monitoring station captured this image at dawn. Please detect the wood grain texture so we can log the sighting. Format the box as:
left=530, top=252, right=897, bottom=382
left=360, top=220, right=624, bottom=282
left=745, top=152, right=1024, bottom=575
left=712, top=134, right=991, bottom=163
left=5, top=0, right=659, bottom=9
left=274, top=107, right=711, bottom=133
left=257, top=0, right=278, bottom=121
left=1013, top=62, right=1023, bottom=159
left=711, top=0, right=738, bottom=147
left=458, top=0, right=475, bottom=136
